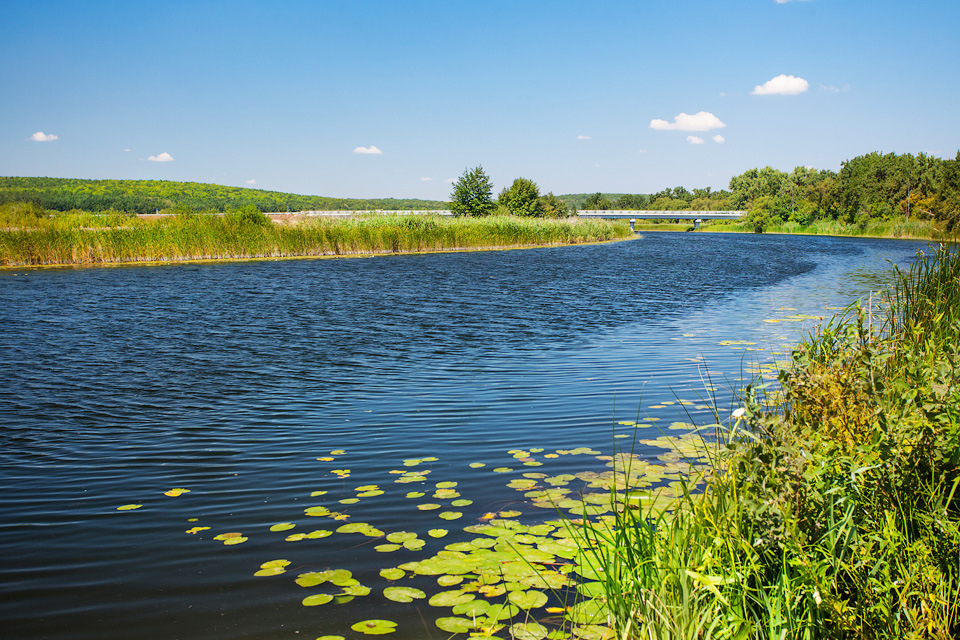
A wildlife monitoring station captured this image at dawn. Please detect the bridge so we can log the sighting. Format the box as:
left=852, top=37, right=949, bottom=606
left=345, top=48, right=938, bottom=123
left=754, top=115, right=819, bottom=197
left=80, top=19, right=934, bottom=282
left=577, top=210, right=744, bottom=231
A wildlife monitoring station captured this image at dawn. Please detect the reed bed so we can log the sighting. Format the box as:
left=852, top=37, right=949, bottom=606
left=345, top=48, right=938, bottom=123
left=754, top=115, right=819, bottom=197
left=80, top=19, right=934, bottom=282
left=571, top=244, right=960, bottom=639
left=0, top=206, right=631, bottom=267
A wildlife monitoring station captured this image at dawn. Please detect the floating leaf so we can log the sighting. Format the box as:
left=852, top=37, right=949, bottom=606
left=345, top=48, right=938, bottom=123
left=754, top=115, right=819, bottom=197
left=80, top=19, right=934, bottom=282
left=417, top=503, right=441, bottom=511
left=451, top=499, right=473, bottom=507
left=343, top=584, right=371, bottom=597
left=386, top=531, right=417, bottom=544
left=403, top=539, right=425, bottom=551
left=296, top=569, right=352, bottom=588
left=302, top=593, right=334, bottom=607
left=437, top=574, right=464, bottom=586
left=509, top=590, right=548, bottom=609
left=405, top=491, right=425, bottom=499
left=493, top=467, right=513, bottom=473
left=380, top=568, right=405, bottom=580
left=310, top=490, right=328, bottom=497
left=357, top=490, right=384, bottom=498
left=438, top=511, right=462, bottom=521
left=163, top=488, right=190, bottom=497
left=317, top=457, right=335, bottom=462
left=304, top=506, right=330, bottom=517
left=510, top=622, right=549, bottom=640
left=452, top=598, right=490, bottom=616
left=214, top=532, right=243, bottom=541
left=499, top=510, right=522, bottom=518
left=384, top=586, right=426, bottom=603
left=469, top=462, right=486, bottom=468
left=116, top=504, right=142, bottom=511
left=435, top=481, right=458, bottom=489
left=375, top=544, right=401, bottom=553
left=435, top=617, right=475, bottom=633
left=270, top=522, right=296, bottom=532
left=350, top=620, right=397, bottom=635
left=315, top=636, right=345, bottom=640
left=330, top=449, right=346, bottom=455
left=185, top=526, right=209, bottom=534
left=429, top=590, right=475, bottom=607
left=433, top=489, right=460, bottom=499
left=428, top=529, right=448, bottom=538
left=339, top=498, right=360, bottom=504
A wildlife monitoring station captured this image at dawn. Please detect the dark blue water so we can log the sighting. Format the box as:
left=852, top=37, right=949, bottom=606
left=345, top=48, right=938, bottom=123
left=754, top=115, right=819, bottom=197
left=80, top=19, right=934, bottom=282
left=0, top=233, right=928, bottom=640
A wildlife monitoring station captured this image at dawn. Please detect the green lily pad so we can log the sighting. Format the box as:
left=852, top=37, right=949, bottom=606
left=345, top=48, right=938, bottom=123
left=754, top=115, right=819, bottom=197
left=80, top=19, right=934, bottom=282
left=438, top=511, right=462, bottom=520
left=386, top=531, right=417, bottom=543
left=452, top=598, right=490, bottom=616
left=437, top=574, right=463, bottom=586
left=509, top=590, right=548, bottom=609
left=375, top=544, right=401, bottom=553
left=379, top=568, right=404, bottom=580
left=435, top=481, right=458, bottom=489
left=493, top=467, right=513, bottom=473
left=429, top=590, right=475, bottom=607
left=116, top=504, right=142, bottom=511
left=350, top=619, right=397, bottom=635
left=304, top=505, right=330, bottom=517
left=435, top=617, right=474, bottom=633
left=405, top=491, right=425, bottom=499
left=403, top=538, right=425, bottom=551
left=428, top=529, right=448, bottom=538
left=357, top=490, right=384, bottom=497
left=296, top=569, right=352, bottom=588
left=417, top=503, right=441, bottom=511
left=384, top=586, right=426, bottom=603
left=469, top=462, right=486, bottom=468
left=510, top=622, right=549, bottom=640
left=342, top=584, right=371, bottom=596
left=339, top=498, right=360, bottom=504
left=309, top=490, right=328, bottom=497
left=269, top=522, right=296, bottom=532
left=302, top=593, right=334, bottom=606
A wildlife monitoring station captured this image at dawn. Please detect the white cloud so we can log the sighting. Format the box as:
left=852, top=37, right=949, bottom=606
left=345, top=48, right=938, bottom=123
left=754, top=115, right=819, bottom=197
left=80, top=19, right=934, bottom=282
left=819, top=83, right=850, bottom=93
left=420, top=177, right=433, bottom=182
left=352, top=145, right=382, bottom=155
left=31, top=131, right=58, bottom=142
left=443, top=178, right=456, bottom=184
left=147, top=152, right=174, bottom=162
left=752, top=74, right=809, bottom=95
left=576, top=134, right=592, bottom=140
left=638, top=149, right=648, bottom=154
left=245, top=179, right=257, bottom=185
left=650, top=111, right=726, bottom=131
left=712, top=135, right=725, bottom=143
left=687, top=136, right=705, bottom=144
left=123, top=148, right=132, bottom=152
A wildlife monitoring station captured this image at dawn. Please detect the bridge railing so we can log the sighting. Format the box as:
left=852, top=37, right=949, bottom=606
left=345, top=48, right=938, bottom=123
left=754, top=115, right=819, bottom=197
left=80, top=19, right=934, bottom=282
left=577, top=210, right=744, bottom=220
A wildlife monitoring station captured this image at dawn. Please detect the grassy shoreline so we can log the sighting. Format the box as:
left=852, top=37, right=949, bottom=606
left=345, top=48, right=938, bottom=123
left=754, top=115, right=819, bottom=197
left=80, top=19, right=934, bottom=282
left=634, top=217, right=944, bottom=241
left=571, top=244, right=960, bottom=638
left=0, top=208, right=632, bottom=268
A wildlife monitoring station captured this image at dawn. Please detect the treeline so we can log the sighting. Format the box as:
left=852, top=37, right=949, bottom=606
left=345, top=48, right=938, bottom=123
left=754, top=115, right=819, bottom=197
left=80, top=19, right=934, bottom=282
left=568, top=187, right=732, bottom=212
left=738, top=151, right=960, bottom=232
left=0, top=177, right=448, bottom=214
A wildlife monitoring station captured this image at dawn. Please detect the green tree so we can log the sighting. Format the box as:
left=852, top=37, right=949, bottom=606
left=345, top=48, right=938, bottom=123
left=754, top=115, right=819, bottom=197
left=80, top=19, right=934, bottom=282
left=729, top=167, right=788, bottom=209
left=498, top=177, right=544, bottom=217
left=937, top=151, right=960, bottom=231
left=539, top=192, right=569, bottom=218
left=450, top=166, right=495, bottom=217
left=745, top=195, right=785, bottom=232
left=581, top=192, right=613, bottom=210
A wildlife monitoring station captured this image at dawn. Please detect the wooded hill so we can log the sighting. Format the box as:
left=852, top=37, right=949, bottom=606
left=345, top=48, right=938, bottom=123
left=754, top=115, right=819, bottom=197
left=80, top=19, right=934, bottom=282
left=0, top=177, right=448, bottom=214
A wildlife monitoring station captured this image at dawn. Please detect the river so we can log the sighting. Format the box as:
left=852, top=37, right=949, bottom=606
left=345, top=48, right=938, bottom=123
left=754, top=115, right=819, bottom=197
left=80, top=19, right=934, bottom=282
left=0, top=233, right=930, bottom=640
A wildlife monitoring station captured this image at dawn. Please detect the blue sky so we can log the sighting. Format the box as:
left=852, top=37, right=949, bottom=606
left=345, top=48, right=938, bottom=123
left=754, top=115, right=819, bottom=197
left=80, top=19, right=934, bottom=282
left=2, top=0, right=958, bottom=200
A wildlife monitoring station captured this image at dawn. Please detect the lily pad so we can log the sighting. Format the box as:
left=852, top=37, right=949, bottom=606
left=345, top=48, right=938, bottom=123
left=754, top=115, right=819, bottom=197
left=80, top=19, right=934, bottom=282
left=302, top=593, right=334, bottom=606
left=429, top=590, right=475, bottom=607
left=163, top=488, right=190, bottom=497
left=383, top=586, right=426, bottom=603
left=509, top=590, right=548, bottom=609
left=428, top=529, right=448, bottom=538
left=350, top=619, right=397, bottom=635
left=309, top=490, right=328, bottom=497
left=435, top=617, right=475, bottom=634
left=269, top=522, right=296, bottom=532
left=417, top=503, right=441, bottom=511
left=405, top=491, right=425, bottom=499
left=380, top=567, right=405, bottom=580
left=437, top=574, right=464, bottom=586
left=510, top=622, right=549, bottom=640
left=438, top=511, right=462, bottom=520
left=375, top=544, right=401, bottom=552
left=116, top=504, right=142, bottom=511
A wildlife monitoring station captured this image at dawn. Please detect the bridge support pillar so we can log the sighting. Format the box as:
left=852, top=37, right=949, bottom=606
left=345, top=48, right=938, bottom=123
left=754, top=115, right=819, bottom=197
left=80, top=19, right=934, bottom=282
left=694, top=219, right=701, bottom=230
left=630, top=219, right=636, bottom=233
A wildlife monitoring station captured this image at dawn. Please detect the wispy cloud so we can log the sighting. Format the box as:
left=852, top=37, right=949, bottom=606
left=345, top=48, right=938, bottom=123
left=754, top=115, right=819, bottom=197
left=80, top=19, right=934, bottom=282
left=443, top=178, right=456, bottom=184
left=420, top=177, right=433, bottom=182
left=650, top=111, right=726, bottom=131
left=147, top=152, right=174, bottom=162
left=245, top=179, right=257, bottom=185
left=819, top=83, right=850, bottom=93
left=687, top=136, right=705, bottom=144
left=712, top=135, right=725, bottom=143
left=123, top=148, right=132, bottom=152
left=576, top=135, right=592, bottom=140
left=352, top=145, right=382, bottom=155
left=30, top=131, right=58, bottom=142
left=752, top=74, right=809, bottom=95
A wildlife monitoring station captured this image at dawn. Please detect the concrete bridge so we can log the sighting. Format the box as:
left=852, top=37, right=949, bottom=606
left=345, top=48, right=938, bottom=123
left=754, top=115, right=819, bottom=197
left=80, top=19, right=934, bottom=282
left=577, top=210, right=744, bottom=231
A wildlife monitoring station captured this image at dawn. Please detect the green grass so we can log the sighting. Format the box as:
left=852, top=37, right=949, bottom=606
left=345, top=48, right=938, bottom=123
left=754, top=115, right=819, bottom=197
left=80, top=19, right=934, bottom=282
left=700, top=217, right=943, bottom=240
left=568, top=244, right=960, bottom=639
left=0, top=204, right=632, bottom=267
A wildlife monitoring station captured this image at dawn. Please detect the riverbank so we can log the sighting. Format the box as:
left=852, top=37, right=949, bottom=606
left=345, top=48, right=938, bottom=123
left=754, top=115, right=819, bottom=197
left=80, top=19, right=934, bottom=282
left=573, top=243, right=960, bottom=638
left=629, top=216, right=944, bottom=240
left=0, top=207, right=632, bottom=268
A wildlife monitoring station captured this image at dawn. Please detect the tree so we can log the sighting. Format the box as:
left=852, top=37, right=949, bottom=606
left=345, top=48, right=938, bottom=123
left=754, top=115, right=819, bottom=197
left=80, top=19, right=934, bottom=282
left=581, top=192, right=612, bottom=210
left=498, top=178, right=544, bottom=217
left=450, top=166, right=494, bottom=217
left=539, top=192, right=569, bottom=218
left=729, top=167, right=788, bottom=209
left=937, top=151, right=960, bottom=231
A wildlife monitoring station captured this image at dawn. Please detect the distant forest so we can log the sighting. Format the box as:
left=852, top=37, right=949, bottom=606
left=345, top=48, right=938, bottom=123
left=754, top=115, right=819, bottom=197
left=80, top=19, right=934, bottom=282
left=3, top=149, right=958, bottom=230
left=0, top=177, right=448, bottom=214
